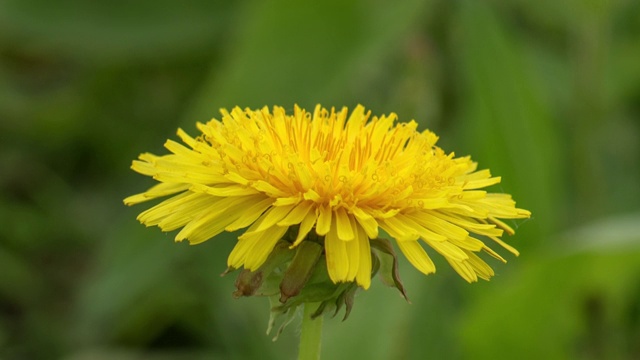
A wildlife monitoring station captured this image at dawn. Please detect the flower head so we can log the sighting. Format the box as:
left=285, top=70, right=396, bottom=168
left=125, top=105, right=530, bottom=289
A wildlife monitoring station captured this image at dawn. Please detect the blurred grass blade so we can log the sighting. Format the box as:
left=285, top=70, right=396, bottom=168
left=461, top=213, right=640, bottom=359
left=453, top=0, right=563, bottom=238
left=184, top=0, right=431, bottom=122
left=0, top=0, right=232, bottom=62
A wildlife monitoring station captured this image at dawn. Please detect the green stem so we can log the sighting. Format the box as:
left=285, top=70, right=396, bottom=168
left=298, top=302, right=323, bottom=360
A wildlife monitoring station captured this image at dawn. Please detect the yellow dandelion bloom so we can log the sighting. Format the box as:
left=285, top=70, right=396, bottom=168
left=124, top=105, right=530, bottom=289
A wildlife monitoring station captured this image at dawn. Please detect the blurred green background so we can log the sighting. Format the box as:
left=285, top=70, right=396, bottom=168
left=1, top=0, right=639, bottom=359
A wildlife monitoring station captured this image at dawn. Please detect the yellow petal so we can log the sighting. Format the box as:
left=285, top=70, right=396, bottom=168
left=379, top=216, right=419, bottom=241
left=130, top=157, right=157, bottom=176
left=482, top=245, right=507, bottom=263
left=464, top=250, right=494, bottom=280
left=225, top=198, right=273, bottom=231
left=397, top=213, right=447, bottom=241
left=325, top=221, right=349, bottom=283
left=244, top=226, right=289, bottom=270
left=273, top=195, right=302, bottom=206
left=351, top=207, right=379, bottom=238
left=316, top=203, right=332, bottom=236
left=448, top=236, right=485, bottom=252
left=335, top=208, right=355, bottom=241
left=137, top=192, right=192, bottom=225
left=176, top=196, right=257, bottom=244
left=355, top=225, right=372, bottom=289
left=462, top=176, right=501, bottom=190
left=345, top=230, right=360, bottom=280
left=422, top=238, right=468, bottom=261
left=164, top=139, right=198, bottom=158
left=158, top=195, right=219, bottom=231
left=396, top=241, right=435, bottom=275
left=291, top=209, right=317, bottom=247
left=228, top=236, right=257, bottom=269
left=446, top=258, right=477, bottom=283
left=278, top=201, right=313, bottom=226
left=407, top=211, right=468, bottom=240
left=488, top=235, right=520, bottom=256
left=190, top=183, right=259, bottom=197
left=488, top=216, right=515, bottom=235
left=433, top=211, right=502, bottom=237
left=124, top=183, right=189, bottom=205
left=254, top=204, right=296, bottom=232
left=251, top=180, right=288, bottom=197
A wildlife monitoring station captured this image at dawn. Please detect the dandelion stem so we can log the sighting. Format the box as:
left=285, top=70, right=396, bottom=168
left=298, top=302, right=323, bottom=360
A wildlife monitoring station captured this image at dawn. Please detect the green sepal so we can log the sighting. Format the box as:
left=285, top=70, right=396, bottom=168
left=230, top=234, right=411, bottom=339
left=266, top=295, right=298, bottom=341
left=231, top=240, right=294, bottom=298
left=370, top=238, right=410, bottom=302
left=279, top=240, right=323, bottom=303
left=232, top=269, right=264, bottom=298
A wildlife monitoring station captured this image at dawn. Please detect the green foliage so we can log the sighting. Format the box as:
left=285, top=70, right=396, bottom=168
left=1, top=0, right=639, bottom=359
left=460, top=214, right=640, bottom=359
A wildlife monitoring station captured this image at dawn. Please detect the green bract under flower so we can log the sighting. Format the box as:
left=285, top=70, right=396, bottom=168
left=124, top=104, right=531, bottom=289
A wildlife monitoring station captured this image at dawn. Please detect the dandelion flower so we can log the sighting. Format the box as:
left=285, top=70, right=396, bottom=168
left=124, top=105, right=530, bottom=289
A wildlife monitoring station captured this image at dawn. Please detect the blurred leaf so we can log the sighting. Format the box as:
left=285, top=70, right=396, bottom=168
left=558, top=212, right=640, bottom=254
left=612, top=3, right=640, bottom=102
left=0, top=0, right=233, bottom=62
left=460, top=213, right=640, bottom=359
left=321, top=273, right=419, bottom=360
left=184, top=0, right=433, bottom=122
left=72, top=222, right=191, bottom=345
left=0, top=246, right=41, bottom=304
left=452, top=0, right=564, bottom=238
